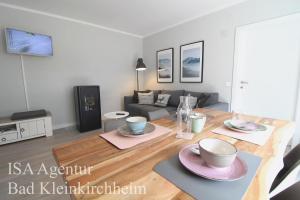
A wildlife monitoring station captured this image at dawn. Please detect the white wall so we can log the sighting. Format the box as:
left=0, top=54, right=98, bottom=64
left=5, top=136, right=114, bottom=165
left=1, top=0, right=300, bottom=130
left=0, top=6, right=142, bottom=129
left=143, top=0, right=300, bottom=103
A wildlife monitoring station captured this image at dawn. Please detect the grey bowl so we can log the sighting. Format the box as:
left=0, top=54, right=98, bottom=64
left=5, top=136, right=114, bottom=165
left=198, top=138, right=237, bottom=168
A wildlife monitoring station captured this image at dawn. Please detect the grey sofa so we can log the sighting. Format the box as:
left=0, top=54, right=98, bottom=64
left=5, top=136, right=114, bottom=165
left=124, top=90, right=228, bottom=121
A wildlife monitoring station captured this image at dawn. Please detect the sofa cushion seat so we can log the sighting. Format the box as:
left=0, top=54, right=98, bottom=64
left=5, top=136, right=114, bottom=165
left=184, top=91, right=219, bottom=107
left=127, top=104, right=172, bottom=120
left=127, top=103, right=177, bottom=112
left=164, top=106, right=177, bottom=113
left=127, top=104, right=160, bottom=113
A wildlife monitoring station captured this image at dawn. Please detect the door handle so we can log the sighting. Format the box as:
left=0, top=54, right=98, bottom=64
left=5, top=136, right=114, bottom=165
left=240, top=81, right=248, bottom=84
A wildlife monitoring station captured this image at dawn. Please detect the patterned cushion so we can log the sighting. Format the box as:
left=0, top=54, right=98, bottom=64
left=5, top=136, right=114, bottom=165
left=152, top=90, right=162, bottom=102
left=155, top=94, right=171, bottom=107
left=161, top=90, right=185, bottom=107
left=138, top=91, right=154, bottom=105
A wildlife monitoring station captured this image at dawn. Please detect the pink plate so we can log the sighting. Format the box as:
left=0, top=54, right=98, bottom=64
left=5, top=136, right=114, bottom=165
left=179, top=144, right=248, bottom=181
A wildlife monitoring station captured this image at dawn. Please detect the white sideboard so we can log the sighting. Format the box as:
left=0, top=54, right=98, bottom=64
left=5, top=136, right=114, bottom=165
left=0, top=113, right=53, bottom=145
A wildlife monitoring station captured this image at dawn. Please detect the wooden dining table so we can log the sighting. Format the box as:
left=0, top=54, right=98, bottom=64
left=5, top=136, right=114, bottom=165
left=52, top=108, right=295, bottom=200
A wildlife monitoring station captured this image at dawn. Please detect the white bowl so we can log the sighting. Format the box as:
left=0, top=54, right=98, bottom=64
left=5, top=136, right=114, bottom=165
left=198, top=138, right=237, bottom=168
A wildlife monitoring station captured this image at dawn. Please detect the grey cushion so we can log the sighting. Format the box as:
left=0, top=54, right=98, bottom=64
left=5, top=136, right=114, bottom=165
left=184, top=91, right=210, bottom=107
left=162, top=90, right=185, bottom=107
left=197, top=94, right=211, bottom=107
left=138, top=91, right=154, bottom=104
left=184, top=91, right=219, bottom=107
left=155, top=94, right=171, bottom=107
left=202, top=93, right=219, bottom=107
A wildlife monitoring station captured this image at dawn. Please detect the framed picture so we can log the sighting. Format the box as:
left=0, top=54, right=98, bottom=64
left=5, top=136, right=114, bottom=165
left=157, top=48, right=174, bottom=83
left=180, top=41, right=204, bottom=83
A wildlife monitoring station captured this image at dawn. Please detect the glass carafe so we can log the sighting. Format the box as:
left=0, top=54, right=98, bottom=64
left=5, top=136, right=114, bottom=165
left=176, top=96, right=192, bottom=137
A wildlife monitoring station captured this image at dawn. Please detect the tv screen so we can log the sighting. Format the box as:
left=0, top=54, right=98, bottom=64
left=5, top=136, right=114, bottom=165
left=5, top=28, right=53, bottom=56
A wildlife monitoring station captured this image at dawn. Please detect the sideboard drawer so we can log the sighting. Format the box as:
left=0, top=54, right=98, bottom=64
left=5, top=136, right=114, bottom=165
left=36, top=120, right=45, bottom=135
left=19, top=122, right=30, bottom=138
left=0, top=132, right=18, bottom=144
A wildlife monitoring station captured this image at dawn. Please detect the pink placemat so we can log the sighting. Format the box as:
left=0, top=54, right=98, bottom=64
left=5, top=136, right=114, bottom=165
left=99, top=123, right=172, bottom=149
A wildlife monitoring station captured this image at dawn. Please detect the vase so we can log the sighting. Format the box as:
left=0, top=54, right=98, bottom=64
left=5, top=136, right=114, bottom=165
left=176, top=96, right=192, bottom=136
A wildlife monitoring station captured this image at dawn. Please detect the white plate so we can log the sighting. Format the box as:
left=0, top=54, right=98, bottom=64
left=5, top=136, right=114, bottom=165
left=117, top=123, right=155, bottom=138
left=229, top=119, right=267, bottom=131
left=179, top=144, right=248, bottom=181
left=224, top=120, right=253, bottom=134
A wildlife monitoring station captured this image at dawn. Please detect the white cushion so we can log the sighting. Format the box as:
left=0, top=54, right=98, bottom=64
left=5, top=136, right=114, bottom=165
left=138, top=91, right=154, bottom=105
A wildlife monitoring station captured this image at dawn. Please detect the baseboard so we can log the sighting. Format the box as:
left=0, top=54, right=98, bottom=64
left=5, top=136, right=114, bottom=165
left=53, top=122, right=76, bottom=130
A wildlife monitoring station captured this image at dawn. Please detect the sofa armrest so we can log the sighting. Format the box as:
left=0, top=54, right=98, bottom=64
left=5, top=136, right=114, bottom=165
left=124, top=96, right=134, bottom=111
left=145, top=109, right=170, bottom=121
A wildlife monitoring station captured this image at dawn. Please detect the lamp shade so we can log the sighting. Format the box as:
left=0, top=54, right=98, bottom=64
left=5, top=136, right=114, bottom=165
left=136, top=58, right=147, bottom=71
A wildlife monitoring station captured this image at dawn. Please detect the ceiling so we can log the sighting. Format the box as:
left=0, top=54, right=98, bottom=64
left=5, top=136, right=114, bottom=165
left=0, top=0, right=247, bottom=37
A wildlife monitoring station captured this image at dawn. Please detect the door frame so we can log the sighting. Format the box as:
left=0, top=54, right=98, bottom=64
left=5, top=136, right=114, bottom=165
left=231, top=13, right=300, bottom=146
left=230, top=25, right=243, bottom=113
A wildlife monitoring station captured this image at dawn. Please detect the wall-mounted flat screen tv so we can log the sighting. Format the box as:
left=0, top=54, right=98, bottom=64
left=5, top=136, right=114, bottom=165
left=5, top=28, right=53, bottom=56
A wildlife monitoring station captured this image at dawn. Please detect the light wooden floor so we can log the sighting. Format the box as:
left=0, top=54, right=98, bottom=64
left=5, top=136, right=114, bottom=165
left=0, top=127, right=99, bottom=200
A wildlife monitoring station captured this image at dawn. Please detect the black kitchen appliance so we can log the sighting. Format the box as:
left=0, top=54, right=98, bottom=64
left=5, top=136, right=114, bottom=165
left=74, top=86, right=101, bottom=132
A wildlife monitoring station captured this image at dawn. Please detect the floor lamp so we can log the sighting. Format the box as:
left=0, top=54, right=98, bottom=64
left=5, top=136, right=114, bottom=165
left=136, top=58, right=147, bottom=91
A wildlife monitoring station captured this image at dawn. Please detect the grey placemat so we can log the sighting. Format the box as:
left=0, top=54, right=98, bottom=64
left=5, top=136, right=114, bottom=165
left=154, top=151, right=261, bottom=200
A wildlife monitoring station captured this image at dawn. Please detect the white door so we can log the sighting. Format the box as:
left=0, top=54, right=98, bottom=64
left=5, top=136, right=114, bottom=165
left=232, top=14, right=300, bottom=122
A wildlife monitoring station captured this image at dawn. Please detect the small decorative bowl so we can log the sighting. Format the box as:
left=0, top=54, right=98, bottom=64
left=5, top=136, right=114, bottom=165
left=126, top=116, right=147, bottom=134
left=198, top=138, right=237, bottom=168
